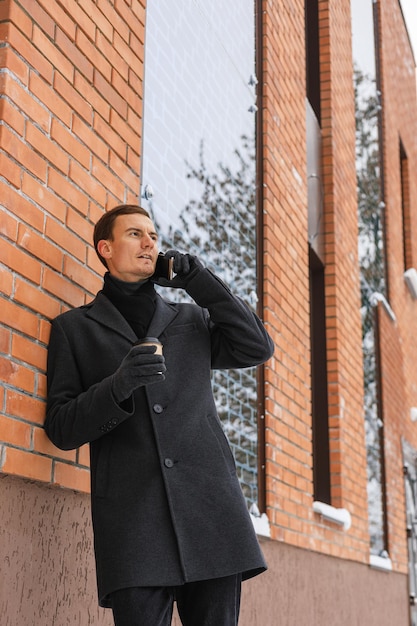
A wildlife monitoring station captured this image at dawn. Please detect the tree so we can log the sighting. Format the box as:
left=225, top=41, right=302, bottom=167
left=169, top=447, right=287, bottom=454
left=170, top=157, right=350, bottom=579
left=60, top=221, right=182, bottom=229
left=355, top=66, right=386, bottom=553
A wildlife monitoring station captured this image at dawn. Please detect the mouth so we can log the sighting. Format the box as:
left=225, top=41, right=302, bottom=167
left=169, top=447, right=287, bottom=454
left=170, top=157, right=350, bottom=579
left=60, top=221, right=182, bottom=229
left=138, top=254, right=153, bottom=262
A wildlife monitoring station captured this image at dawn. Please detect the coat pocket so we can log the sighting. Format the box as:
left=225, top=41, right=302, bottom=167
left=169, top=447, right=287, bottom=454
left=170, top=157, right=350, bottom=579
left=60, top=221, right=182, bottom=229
left=205, top=414, right=237, bottom=476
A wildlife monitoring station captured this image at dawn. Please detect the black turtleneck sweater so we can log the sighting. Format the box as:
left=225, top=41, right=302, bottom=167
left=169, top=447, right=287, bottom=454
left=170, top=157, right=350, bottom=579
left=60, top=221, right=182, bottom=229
left=101, top=273, right=157, bottom=340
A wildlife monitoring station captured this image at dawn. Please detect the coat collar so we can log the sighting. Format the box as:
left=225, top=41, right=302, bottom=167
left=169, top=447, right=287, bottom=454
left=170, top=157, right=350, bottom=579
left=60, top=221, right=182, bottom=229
left=87, top=291, right=179, bottom=342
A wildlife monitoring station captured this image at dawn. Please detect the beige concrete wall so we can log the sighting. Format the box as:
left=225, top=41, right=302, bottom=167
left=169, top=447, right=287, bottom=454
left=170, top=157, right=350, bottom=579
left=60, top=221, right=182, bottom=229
left=0, top=475, right=112, bottom=626
left=1, top=475, right=409, bottom=625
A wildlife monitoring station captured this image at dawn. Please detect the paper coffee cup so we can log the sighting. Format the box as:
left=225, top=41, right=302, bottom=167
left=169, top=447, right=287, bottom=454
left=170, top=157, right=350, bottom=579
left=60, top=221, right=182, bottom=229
left=135, top=336, right=163, bottom=355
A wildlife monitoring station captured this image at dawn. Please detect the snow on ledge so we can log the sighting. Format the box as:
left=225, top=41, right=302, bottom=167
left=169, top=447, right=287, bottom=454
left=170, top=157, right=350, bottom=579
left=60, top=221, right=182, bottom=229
left=369, top=292, right=396, bottom=322
left=313, top=501, right=352, bottom=531
left=369, top=553, right=392, bottom=572
left=250, top=503, right=271, bottom=538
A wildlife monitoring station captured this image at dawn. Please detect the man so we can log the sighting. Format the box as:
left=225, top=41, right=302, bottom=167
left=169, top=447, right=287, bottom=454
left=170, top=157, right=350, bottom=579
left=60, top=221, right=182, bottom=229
left=45, top=204, right=274, bottom=626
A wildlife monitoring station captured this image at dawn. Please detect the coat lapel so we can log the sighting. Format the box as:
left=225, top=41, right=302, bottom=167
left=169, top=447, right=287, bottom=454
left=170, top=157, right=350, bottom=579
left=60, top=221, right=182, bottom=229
left=86, top=292, right=137, bottom=342
left=147, top=294, right=179, bottom=338
left=86, top=291, right=179, bottom=342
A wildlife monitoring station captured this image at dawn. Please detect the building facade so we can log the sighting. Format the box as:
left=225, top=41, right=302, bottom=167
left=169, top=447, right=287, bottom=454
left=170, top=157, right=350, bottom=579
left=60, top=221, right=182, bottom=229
left=0, top=0, right=416, bottom=624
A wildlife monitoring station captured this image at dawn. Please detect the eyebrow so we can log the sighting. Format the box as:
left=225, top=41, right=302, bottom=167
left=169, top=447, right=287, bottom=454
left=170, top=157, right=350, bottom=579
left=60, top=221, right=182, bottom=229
left=125, top=227, right=158, bottom=238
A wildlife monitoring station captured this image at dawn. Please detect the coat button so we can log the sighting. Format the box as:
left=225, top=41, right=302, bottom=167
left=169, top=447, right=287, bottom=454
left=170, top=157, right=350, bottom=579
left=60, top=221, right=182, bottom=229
left=153, top=404, right=163, bottom=414
left=164, top=458, right=174, bottom=468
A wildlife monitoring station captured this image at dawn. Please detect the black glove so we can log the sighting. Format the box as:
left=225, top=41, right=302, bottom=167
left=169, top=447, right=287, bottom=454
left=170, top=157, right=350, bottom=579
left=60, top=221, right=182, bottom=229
left=111, top=344, right=166, bottom=403
left=155, top=250, right=204, bottom=289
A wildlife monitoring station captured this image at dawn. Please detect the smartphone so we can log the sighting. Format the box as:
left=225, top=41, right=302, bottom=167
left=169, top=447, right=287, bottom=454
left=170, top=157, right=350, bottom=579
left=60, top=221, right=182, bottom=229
left=152, top=253, right=174, bottom=281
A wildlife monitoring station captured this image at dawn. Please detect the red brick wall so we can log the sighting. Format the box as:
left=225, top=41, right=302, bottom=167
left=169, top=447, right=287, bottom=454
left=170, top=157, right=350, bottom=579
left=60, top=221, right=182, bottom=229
left=261, top=0, right=369, bottom=562
left=372, top=0, right=417, bottom=575
left=0, top=0, right=146, bottom=491
left=260, top=0, right=313, bottom=542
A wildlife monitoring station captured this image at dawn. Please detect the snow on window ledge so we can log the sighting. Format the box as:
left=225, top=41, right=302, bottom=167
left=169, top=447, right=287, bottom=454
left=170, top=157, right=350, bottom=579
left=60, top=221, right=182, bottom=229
left=313, top=501, right=352, bottom=531
left=369, top=553, right=392, bottom=572
left=250, top=503, right=271, bottom=538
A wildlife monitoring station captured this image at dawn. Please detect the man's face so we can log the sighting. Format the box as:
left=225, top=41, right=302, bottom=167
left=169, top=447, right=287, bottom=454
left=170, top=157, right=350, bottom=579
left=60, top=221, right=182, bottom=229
left=98, top=213, right=159, bottom=282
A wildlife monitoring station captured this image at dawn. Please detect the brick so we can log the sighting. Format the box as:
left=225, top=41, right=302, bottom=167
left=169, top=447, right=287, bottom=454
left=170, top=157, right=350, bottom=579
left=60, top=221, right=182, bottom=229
left=97, top=0, right=129, bottom=42
left=87, top=244, right=106, bottom=276
left=21, top=172, right=67, bottom=222
left=0, top=414, right=31, bottom=447
left=50, top=118, right=90, bottom=169
left=1, top=23, right=53, bottom=84
left=17, top=0, right=56, bottom=39
left=0, top=327, right=11, bottom=354
left=0, top=97, right=25, bottom=136
left=129, top=0, right=146, bottom=27
left=42, top=267, right=86, bottom=308
left=49, top=0, right=96, bottom=41
left=2, top=446, right=52, bottom=482
left=77, top=443, right=90, bottom=467
left=91, top=155, right=125, bottom=199
left=38, top=319, right=51, bottom=346
left=17, top=224, right=63, bottom=271
left=0, top=297, right=39, bottom=337
left=75, top=28, right=112, bottom=83
left=0, top=149, right=23, bottom=189
left=29, top=71, right=73, bottom=128
left=53, top=70, right=93, bottom=125
left=53, top=461, right=90, bottom=493
left=109, top=151, right=139, bottom=194
left=74, top=71, right=110, bottom=122
left=26, top=122, right=69, bottom=175
left=0, top=45, right=29, bottom=84
left=14, top=278, right=61, bottom=321
left=109, top=107, right=140, bottom=154
left=96, top=30, right=128, bottom=80
left=45, top=216, right=86, bottom=262
left=1, top=124, right=47, bottom=182
left=0, top=181, right=44, bottom=232
left=0, top=355, right=35, bottom=393
left=0, top=209, right=18, bottom=241
left=7, top=1, right=32, bottom=37
left=68, top=159, right=107, bottom=208
left=32, top=24, right=74, bottom=81
left=63, top=255, right=102, bottom=297
left=93, top=112, right=126, bottom=158
left=71, top=115, right=108, bottom=163
left=37, top=371, right=47, bottom=399
left=0, top=237, right=42, bottom=283
left=55, top=26, right=94, bottom=83
left=127, top=64, right=143, bottom=100
left=78, top=0, right=113, bottom=42
left=115, top=0, right=145, bottom=35
left=93, top=70, right=127, bottom=119
left=126, top=145, right=140, bottom=175
left=6, top=389, right=45, bottom=424
left=47, top=167, right=89, bottom=215
left=129, top=27, right=145, bottom=58
left=33, top=426, right=76, bottom=461
left=66, top=207, right=94, bottom=244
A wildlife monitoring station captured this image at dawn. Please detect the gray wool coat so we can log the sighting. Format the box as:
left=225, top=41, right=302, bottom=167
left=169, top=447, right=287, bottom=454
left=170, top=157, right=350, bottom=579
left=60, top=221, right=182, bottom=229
left=45, top=268, right=274, bottom=607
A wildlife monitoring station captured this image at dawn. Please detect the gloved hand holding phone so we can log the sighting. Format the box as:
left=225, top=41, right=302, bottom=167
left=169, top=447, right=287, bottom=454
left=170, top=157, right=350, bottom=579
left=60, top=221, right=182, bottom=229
left=152, top=250, right=204, bottom=289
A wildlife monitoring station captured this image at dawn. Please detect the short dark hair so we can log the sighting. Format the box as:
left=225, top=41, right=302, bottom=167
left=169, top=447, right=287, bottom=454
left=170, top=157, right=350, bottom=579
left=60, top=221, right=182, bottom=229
left=93, top=204, right=151, bottom=268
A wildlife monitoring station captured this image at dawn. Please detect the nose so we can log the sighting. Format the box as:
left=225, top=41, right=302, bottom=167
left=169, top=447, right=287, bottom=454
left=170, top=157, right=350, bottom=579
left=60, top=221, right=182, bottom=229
left=142, top=233, right=155, bottom=248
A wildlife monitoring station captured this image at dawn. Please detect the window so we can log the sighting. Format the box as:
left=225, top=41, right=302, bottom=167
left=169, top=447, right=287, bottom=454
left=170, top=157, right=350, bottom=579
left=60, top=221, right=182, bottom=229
left=352, top=0, right=388, bottom=554
left=306, top=0, right=331, bottom=503
left=141, top=1, right=260, bottom=508
left=400, top=140, right=412, bottom=271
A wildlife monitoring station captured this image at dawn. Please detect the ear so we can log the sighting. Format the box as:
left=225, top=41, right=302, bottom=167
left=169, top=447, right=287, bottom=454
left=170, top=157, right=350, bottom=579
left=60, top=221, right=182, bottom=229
left=97, top=239, right=112, bottom=260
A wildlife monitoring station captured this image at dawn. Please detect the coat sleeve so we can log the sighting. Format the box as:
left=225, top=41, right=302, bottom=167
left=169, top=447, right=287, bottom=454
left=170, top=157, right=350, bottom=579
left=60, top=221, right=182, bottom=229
left=185, top=268, right=274, bottom=369
left=44, top=317, right=134, bottom=451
